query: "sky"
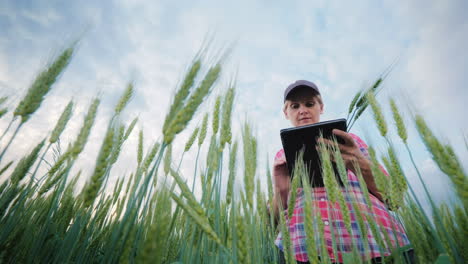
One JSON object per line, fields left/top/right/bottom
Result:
{"left": 0, "top": 0, "right": 467, "bottom": 210}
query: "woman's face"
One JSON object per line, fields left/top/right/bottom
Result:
{"left": 284, "top": 94, "right": 323, "bottom": 127}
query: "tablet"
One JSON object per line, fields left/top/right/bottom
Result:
{"left": 280, "top": 118, "right": 347, "bottom": 187}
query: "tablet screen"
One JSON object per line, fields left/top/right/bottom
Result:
{"left": 280, "top": 118, "right": 347, "bottom": 187}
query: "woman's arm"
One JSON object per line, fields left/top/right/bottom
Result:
{"left": 268, "top": 150, "right": 291, "bottom": 222}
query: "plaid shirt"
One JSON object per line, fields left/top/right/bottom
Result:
{"left": 275, "top": 133, "right": 410, "bottom": 263}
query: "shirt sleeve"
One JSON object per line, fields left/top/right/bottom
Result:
{"left": 274, "top": 149, "right": 285, "bottom": 162}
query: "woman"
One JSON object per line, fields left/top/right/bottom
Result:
{"left": 270, "top": 80, "right": 412, "bottom": 264}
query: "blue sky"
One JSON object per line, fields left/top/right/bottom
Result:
{"left": 0, "top": 0, "right": 467, "bottom": 209}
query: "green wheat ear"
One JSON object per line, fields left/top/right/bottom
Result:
{"left": 163, "top": 63, "right": 221, "bottom": 144}
{"left": 348, "top": 90, "right": 362, "bottom": 115}
{"left": 109, "top": 124, "right": 126, "bottom": 165}
{"left": 347, "top": 77, "right": 386, "bottom": 130}
{"left": 10, "top": 140, "right": 45, "bottom": 184}
{"left": 163, "top": 144, "right": 172, "bottom": 175}
{"left": 242, "top": 123, "right": 257, "bottom": 208}
{"left": 0, "top": 97, "right": 8, "bottom": 119}
{"left": 0, "top": 161, "right": 13, "bottom": 177}
{"left": 184, "top": 126, "right": 199, "bottom": 152}
{"left": 49, "top": 100, "right": 74, "bottom": 144}
{"left": 301, "top": 173, "right": 319, "bottom": 263}
{"left": 124, "top": 117, "right": 138, "bottom": 140}
{"left": 318, "top": 140, "right": 338, "bottom": 204}
{"left": 142, "top": 142, "right": 160, "bottom": 174}
{"left": 368, "top": 146, "right": 389, "bottom": 201}
{"left": 220, "top": 86, "right": 235, "bottom": 150}
{"left": 0, "top": 96, "right": 7, "bottom": 106}
{"left": 212, "top": 95, "right": 221, "bottom": 135}
{"left": 114, "top": 82, "right": 134, "bottom": 115}
{"left": 0, "top": 108, "right": 7, "bottom": 119}
{"left": 198, "top": 113, "right": 209, "bottom": 147}
{"left": 82, "top": 124, "right": 116, "bottom": 208}
{"left": 387, "top": 146, "right": 408, "bottom": 207}
{"left": 163, "top": 58, "right": 202, "bottom": 134}
{"left": 366, "top": 90, "right": 388, "bottom": 137}
{"left": 137, "top": 130, "right": 143, "bottom": 165}
{"left": 71, "top": 98, "right": 100, "bottom": 158}
{"left": 414, "top": 115, "right": 468, "bottom": 211}
{"left": 14, "top": 46, "right": 74, "bottom": 123}
{"left": 278, "top": 196, "right": 294, "bottom": 264}
{"left": 170, "top": 192, "right": 223, "bottom": 247}
{"left": 266, "top": 156, "right": 273, "bottom": 202}
{"left": 226, "top": 141, "right": 238, "bottom": 204}
{"left": 287, "top": 166, "right": 300, "bottom": 219}
{"left": 389, "top": 98, "right": 408, "bottom": 144}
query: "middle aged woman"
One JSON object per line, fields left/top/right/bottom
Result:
{"left": 269, "top": 80, "right": 412, "bottom": 264}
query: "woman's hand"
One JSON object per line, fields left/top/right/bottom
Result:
{"left": 270, "top": 151, "right": 291, "bottom": 218}
{"left": 327, "top": 129, "right": 367, "bottom": 173}
{"left": 319, "top": 129, "right": 384, "bottom": 202}
{"left": 273, "top": 151, "right": 290, "bottom": 195}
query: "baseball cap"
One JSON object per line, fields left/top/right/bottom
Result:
{"left": 284, "top": 80, "right": 320, "bottom": 102}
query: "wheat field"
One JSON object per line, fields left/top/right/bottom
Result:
{"left": 0, "top": 46, "right": 466, "bottom": 264}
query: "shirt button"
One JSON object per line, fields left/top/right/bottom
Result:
{"left": 320, "top": 198, "right": 326, "bottom": 201}
{"left": 324, "top": 220, "right": 329, "bottom": 226}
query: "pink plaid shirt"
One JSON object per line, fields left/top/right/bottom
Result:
{"left": 275, "top": 133, "right": 410, "bottom": 263}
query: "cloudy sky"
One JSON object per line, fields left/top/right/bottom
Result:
{"left": 0, "top": 0, "right": 467, "bottom": 209}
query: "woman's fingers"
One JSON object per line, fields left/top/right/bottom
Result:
{"left": 317, "top": 137, "right": 349, "bottom": 154}
{"left": 317, "top": 137, "right": 337, "bottom": 149}
{"left": 273, "top": 157, "right": 287, "bottom": 167}
{"left": 332, "top": 129, "right": 356, "bottom": 147}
